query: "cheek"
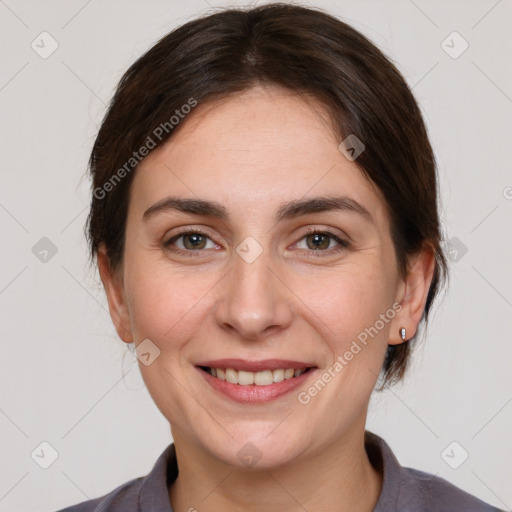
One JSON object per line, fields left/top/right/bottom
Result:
{"left": 124, "top": 258, "right": 217, "bottom": 348}
{"left": 297, "top": 263, "right": 394, "bottom": 340}
{"left": 289, "top": 265, "right": 396, "bottom": 399}
{"left": 123, "top": 261, "right": 218, "bottom": 416}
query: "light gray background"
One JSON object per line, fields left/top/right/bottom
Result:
{"left": 1, "top": 1, "right": 511, "bottom": 511}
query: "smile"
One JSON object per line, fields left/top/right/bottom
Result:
{"left": 196, "top": 359, "right": 317, "bottom": 403}
{"left": 199, "top": 366, "right": 309, "bottom": 386}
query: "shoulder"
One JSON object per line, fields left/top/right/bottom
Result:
{"left": 399, "top": 466, "right": 503, "bottom": 511}
{"left": 55, "top": 443, "right": 177, "bottom": 512}
{"left": 365, "top": 431, "right": 503, "bottom": 512}
{"left": 55, "top": 476, "right": 144, "bottom": 512}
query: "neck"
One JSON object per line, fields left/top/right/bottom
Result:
{"left": 168, "top": 424, "right": 382, "bottom": 512}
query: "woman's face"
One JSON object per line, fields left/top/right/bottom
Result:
{"left": 103, "top": 85, "right": 416, "bottom": 468}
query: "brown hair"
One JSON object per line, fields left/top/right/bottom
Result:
{"left": 85, "top": 3, "right": 447, "bottom": 387}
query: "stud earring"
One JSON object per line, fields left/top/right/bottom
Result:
{"left": 399, "top": 327, "right": 406, "bottom": 341}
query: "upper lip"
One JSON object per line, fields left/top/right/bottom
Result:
{"left": 197, "top": 358, "right": 316, "bottom": 372}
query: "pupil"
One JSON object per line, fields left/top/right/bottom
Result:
{"left": 185, "top": 234, "right": 205, "bottom": 250}
{"left": 308, "top": 233, "right": 328, "bottom": 250}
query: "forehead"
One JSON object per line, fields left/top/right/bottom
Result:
{"left": 130, "top": 85, "right": 387, "bottom": 224}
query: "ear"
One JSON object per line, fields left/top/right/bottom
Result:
{"left": 97, "top": 244, "right": 133, "bottom": 344}
{"left": 389, "top": 245, "right": 436, "bottom": 345}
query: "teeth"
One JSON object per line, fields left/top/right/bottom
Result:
{"left": 254, "top": 370, "right": 273, "bottom": 386}
{"left": 208, "top": 367, "right": 307, "bottom": 386}
{"left": 273, "top": 369, "right": 284, "bottom": 383}
{"left": 238, "top": 370, "right": 254, "bottom": 385}
{"left": 225, "top": 368, "right": 237, "bottom": 384}
{"left": 284, "top": 369, "right": 295, "bottom": 379}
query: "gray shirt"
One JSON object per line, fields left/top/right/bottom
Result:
{"left": 57, "top": 431, "right": 502, "bottom": 511}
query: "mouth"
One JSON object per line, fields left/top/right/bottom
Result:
{"left": 198, "top": 366, "right": 312, "bottom": 385}
{"left": 195, "top": 359, "right": 317, "bottom": 403}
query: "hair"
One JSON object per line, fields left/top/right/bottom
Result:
{"left": 85, "top": 2, "right": 447, "bottom": 388}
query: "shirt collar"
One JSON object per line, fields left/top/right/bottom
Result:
{"left": 139, "top": 443, "right": 177, "bottom": 511}
{"left": 365, "top": 430, "right": 402, "bottom": 511}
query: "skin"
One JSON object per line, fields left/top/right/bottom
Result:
{"left": 98, "top": 84, "right": 435, "bottom": 512}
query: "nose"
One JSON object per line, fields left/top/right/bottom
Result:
{"left": 214, "top": 243, "right": 293, "bottom": 340}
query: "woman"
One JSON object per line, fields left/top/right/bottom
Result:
{"left": 58, "top": 3, "right": 501, "bottom": 511}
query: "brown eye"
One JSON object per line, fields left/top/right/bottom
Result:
{"left": 164, "top": 231, "right": 219, "bottom": 253}
{"left": 305, "top": 233, "right": 331, "bottom": 250}
{"left": 293, "top": 229, "right": 350, "bottom": 257}
{"left": 182, "top": 233, "right": 207, "bottom": 250}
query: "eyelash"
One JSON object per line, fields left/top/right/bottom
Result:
{"left": 163, "top": 227, "right": 350, "bottom": 258}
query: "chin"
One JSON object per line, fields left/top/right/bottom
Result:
{"left": 196, "top": 421, "right": 312, "bottom": 470}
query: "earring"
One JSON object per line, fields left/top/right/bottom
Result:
{"left": 399, "top": 327, "right": 406, "bottom": 341}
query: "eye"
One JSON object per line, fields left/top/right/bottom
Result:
{"left": 164, "top": 230, "right": 220, "bottom": 254}
{"left": 294, "top": 228, "right": 350, "bottom": 255}
{"left": 162, "top": 227, "right": 350, "bottom": 258}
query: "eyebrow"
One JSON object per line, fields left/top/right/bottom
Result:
{"left": 142, "top": 195, "right": 373, "bottom": 224}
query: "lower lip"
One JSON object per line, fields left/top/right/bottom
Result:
{"left": 197, "top": 367, "right": 315, "bottom": 403}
